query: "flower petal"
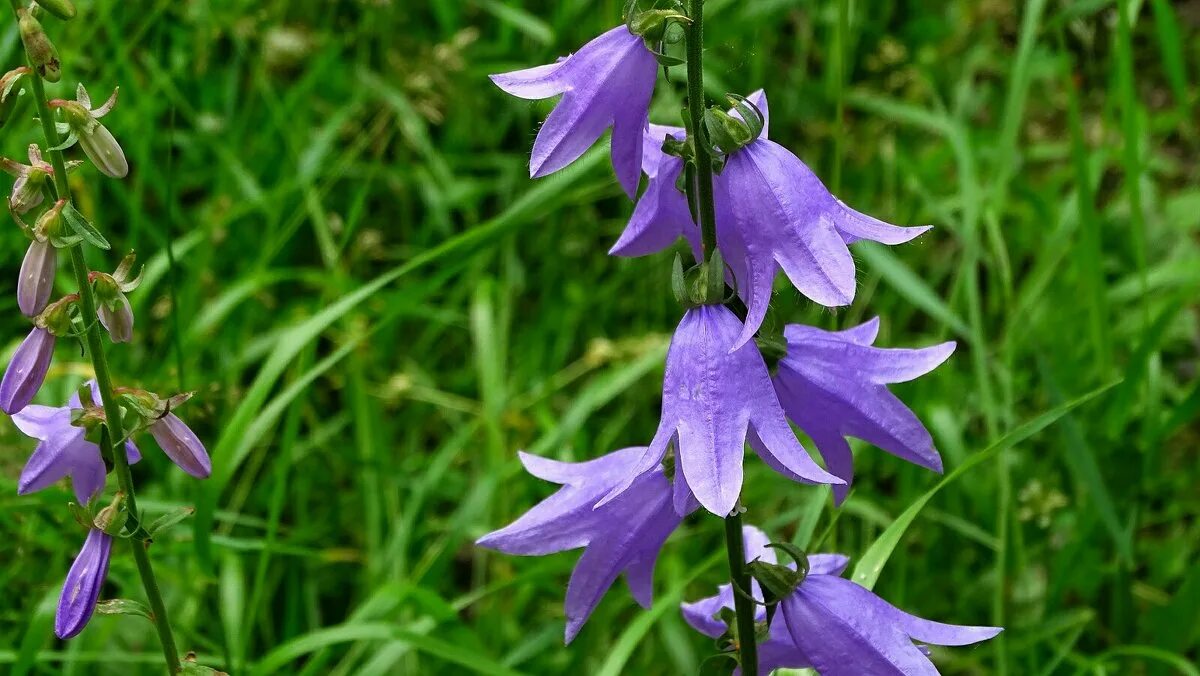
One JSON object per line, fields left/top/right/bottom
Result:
{"left": 834, "top": 199, "right": 932, "bottom": 245}
{"left": 55, "top": 529, "right": 112, "bottom": 639}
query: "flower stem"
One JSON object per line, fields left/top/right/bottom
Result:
{"left": 685, "top": 0, "right": 718, "bottom": 262}
{"left": 17, "top": 18, "right": 182, "bottom": 675}
{"left": 723, "top": 506, "right": 759, "bottom": 674}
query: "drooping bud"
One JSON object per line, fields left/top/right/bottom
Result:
{"left": 37, "top": 0, "right": 78, "bottom": 21}
{"left": 55, "top": 528, "right": 113, "bottom": 639}
{"left": 18, "top": 238, "right": 57, "bottom": 316}
{"left": 8, "top": 165, "right": 49, "bottom": 214}
{"left": 56, "top": 88, "right": 128, "bottom": 179}
{"left": 0, "top": 326, "right": 56, "bottom": 414}
{"left": 93, "top": 492, "right": 127, "bottom": 535}
{"left": 0, "top": 67, "right": 30, "bottom": 128}
{"left": 91, "top": 272, "right": 133, "bottom": 342}
{"left": 150, "top": 413, "right": 212, "bottom": 478}
{"left": 18, "top": 10, "right": 62, "bottom": 83}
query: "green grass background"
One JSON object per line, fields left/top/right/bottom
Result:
{"left": 1, "top": 0, "right": 1197, "bottom": 673}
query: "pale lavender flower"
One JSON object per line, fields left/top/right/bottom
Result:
{"left": 773, "top": 317, "right": 955, "bottom": 504}
{"left": 55, "top": 528, "right": 112, "bottom": 639}
{"left": 683, "top": 525, "right": 999, "bottom": 675}
{"left": 612, "top": 90, "right": 931, "bottom": 347}
{"left": 18, "top": 239, "right": 56, "bottom": 317}
{"left": 0, "top": 327, "right": 55, "bottom": 414}
{"left": 491, "top": 25, "right": 657, "bottom": 198}
{"left": 2, "top": 144, "right": 53, "bottom": 214}
{"left": 11, "top": 383, "right": 141, "bottom": 503}
{"left": 600, "top": 305, "right": 842, "bottom": 517}
{"left": 51, "top": 85, "right": 127, "bottom": 179}
{"left": 150, "top": 412, "right": 211, "bottom": 478}
{"left": 96, "top": 292, "right": 133, "bottom": 343}
{"left": 476, "top": 447, "right": 690, "bottom": 643}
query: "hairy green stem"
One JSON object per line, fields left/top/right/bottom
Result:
{"left": 723, "top": 507, "right": 759, "bottom": 674}
{"left": 686, "top": 0, "right": 718, "bottom": 261}
{"left": 18, "top": 19, "right": 182, "bottom": 674}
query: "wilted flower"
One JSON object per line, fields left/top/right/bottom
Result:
{"left": 150, "top": 412, "right": 211, "bottom": 478}
{"left": 600, "top": 305, "right": 842, "bottom": 517}
{"left": 11, "top": 382, "right": 141, "bottom": 503}
{"left": 0, "top": 327, "right": 55, "bottom": 414}
{"left": 612, "top": 90, "right": 931, "bottom": 347}
{"left": 18, "top": 238, "right": 57, "bottom": 317}
{"left": 773, "top": 318, "right": 955, "bottom": 504}
{"left": 491, "top": 25, "right": 657, "bottom": 198}
{"left": 477, "top": 447, "right": 689, "bottom": 642}
{"left": 50, "top": 85, "right": 127, "bottom": 179}
{"left": 684, "top": 525, "right": 1000, "bottom": 675}
{"left": 55, "top": 528, "right": 111, "bottom": 639}
{"left": 2, "top": 143, "right": 53, "bottom": 214}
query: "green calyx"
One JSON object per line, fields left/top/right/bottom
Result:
{"left": 671, "top": 248, "right": 730, "bottom": 309}
{"left": 702, "top": 94, "right": 766, "bottom": 155}
{"left": 746, "top": 542, "right": 812, "bottom": 603}
{"left": 17, "top": 10, "right": 61, "bottom": 83}
{"left": 624, "top": 0, "right": 690, "bottom": 67}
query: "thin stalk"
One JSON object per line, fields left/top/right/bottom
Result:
{"left": 723, "top": 508, "right": 759, "bottom": 675}
{"left": 18, "top": 22, "right": 182, "bottom": 675}
{"left": 686, "top": 0, "right": 718, "bottom": 261}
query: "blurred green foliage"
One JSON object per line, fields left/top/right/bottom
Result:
{"left": 0, "top": 0, "right": 1197, "bottom": 673}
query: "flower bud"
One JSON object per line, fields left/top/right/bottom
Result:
{"left": 18, "top": 239, "right": 57, "bottom": 317}
{"left": 150, "top": 412, "right": 211, "bottom": 478}
{"left": 61, "top": 100, "right": 128, "bottom": 179}
{"left": 9, "top": 165, "right": 48, "bottom": 214}
{"left": 18, "top": 10, "right": 61, "bottom": 83}
{"left": 92, "top": 273, "right": 133, "bottom": 342}
{"left": 56, "top": 528, "right": 112, "bottom": 639}
{"left": 0, "top": 326, "right": 55, "bottom": 414}
{"left": 37, "top": 0, "right": 78, "bottom": 21}
{"left": 0, "top": 67, "right": 29, "bottom": 128}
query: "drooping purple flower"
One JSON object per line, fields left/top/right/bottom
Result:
{"left": 773, "top": 317, "right": 955, "bottom": 504}
{"left": 150, "top": 412, "right": 211, "bottom": 478}
{"left": 600, "top": 305, "right": 842, "bottom": 517}
{"left": 0, "top": 326, "right": 55, "bottom": 414}
{"left": 55, "top": 527, "right": 112, "bottom": 639}
{"left": 683, "top": 525, "right": 999, "bottom": 675}
{"left": 18, "top": 239, "right": 57, "bottom": 317}
{"left": 612, "top": 90, "right": 931, "bottom": 347}
{"left": 477, "top": 447, "right": 690, "bottom": 643}
{"left": 491, "top": 25, "right": 657, "bottom": 198}
{"left": 11, "top": 382, "right": 141, "bottom": 503}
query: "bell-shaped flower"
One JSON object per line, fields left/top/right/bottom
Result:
{"left": 773, "top": 318, "right": 955, "bottom": 504}
{"left": 90, "top": 253, "right": 141, "bottom": 343}
{"left": 56, "top": 528, "right": 112, "bottom": 639}
{"left": 0, "top": 326, "right": 55, "bottom": 414}
{"left": 683, "top": 525, "right": 999, "bottom": 675}
{"left": 50, "top": 85, "right": 128, "bottom": 179}
{"left": 491, "top": 25, "right": 657, "bottom": 198}
{"left": 18, "top": 238, "right": 57, "bottom": 317}
{"left": 613, "top": 90, "right": 931, "bottom": 347}
{"left": 150, "top": 412, "right": 211, "bottom": 478}
{"left": 477, "top": 447, "right": 690, "bottom": 643}
{"left": 2, "top": 143, "right": 53, "bottom": 214}
{"left": 600, "top": 305, "right": 842, "bottom": 517}
{"left": 11, "top": 382, "right": 141, "bottom": 503}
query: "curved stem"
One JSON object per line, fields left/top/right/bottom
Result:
{"left": 723, "top": 507, "right": 759, "bottom": 674}
{"left": 686, "top": 0, "right": 718, "bottom": 261}
{"left": 19, "top": 27, "right": 182, "bottom": 676}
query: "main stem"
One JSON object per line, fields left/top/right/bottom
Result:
{"left": 723, "top": 508, "right": 759, "bottom": 674}
{"left": 22, "top": 47, "right": 182, "bottom": 676}
{"left": 686, "top": 0, "right": 718, "bottom": 262}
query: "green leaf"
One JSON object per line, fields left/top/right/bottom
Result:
{"left": 851, "top": 380, "right": 1119, "bottom": 590}
{"left": 60, "top": 202, "right": 110, "bottom": 250}
{"left": 94, "top": 599, "right": 153, "bottom": 622}
{"left": 147, "top": 506, "right": 195, "bottom": 538}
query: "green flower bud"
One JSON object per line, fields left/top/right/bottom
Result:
{"left": 18, "top": 10, "right": 62, "bottom": 83}
{"left": 37, "top": 0, "right": 78, "bottom": 21}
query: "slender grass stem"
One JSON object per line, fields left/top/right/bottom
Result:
{"left": 723, "top": 507, "right": 758, "bottom": 674}
{"left": 686, "top": 0, "right": 718, "bottom": 262}
{"left": 16, "top": 11, "right": 182, "bottom": 673}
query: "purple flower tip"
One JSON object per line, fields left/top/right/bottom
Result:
{"left": 150, "top": 412, "right": 211, "bottom": 478}
{"left": 0, "top": 326, "right": 55, "bottom": 414}
{"left": 55, "top": 528, "right": 112, "bottom": 639}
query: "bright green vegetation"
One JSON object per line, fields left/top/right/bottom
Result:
{"left": 1, "top": 1, "right": 1197, "bottom": 673}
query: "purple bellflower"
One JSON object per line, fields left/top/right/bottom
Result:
{"left": 0, "top": 326, "right": 55, "bottom": 414}
{"left": 684, "top": 526, "right": 1000, "bottom": 675}
{"left": 150, "top": 412, "right": 212, "bottom": 478}
{"left": 55, "top": 527, "right": 112, "bottom": 639}
{"left": 612, "top": 90, "right": 931, "bottom": 347}
{"left": 600, "top": 305, "right": 842, "bottom": 517}
{"left": 773, "top": 317, "right": 955, "bottom": 504}
{"left": 490, "top": 25, "right": 657, "bottom": 198}
{"left": 476, "top": 447, "right": 690, "bottom": 643}
{"left": 11, "top": 383, "right": 141, "bottom": 503}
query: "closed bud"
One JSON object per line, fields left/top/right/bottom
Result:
{"left": 0, "top": 67, "right": 30, "bottom": 128}
{"left": 36, "top": 0, "right": 78, "bottom": 21}
{"left": 150, "top": 413, "right": 212, "bottom": 479}
{"left": 18, "top": 239, "right": 57, "bottom": 317}
{"left": 91, "top": 273, "right": 133, "bottom": 342}
{"left": 18, "top": 10, "right": 61, "bottom": 83}
{"left": 0, "top": 326, "right": 55, "bottom": 414}
{"left": 93, "top": 492, "right": 127, "bottom": 534}
{"left": 9, "top": 165, "right": 48, "bottom": 214}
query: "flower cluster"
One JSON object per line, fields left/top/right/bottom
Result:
{"left": 2, "top": 0, "right": 210, "bottom": 652}
{"left": 480, "top": 4, "right": 997, "bottom": 674}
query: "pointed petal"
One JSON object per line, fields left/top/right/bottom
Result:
{"left": 11, "top": 404, "right": 70, "bottom": 440}
{"left": 490, "top": 60, "right": 571, "bottom": 99}
{"left": 18, "top": 439, "right": 74, "bottom": 495}
{"left": 784, "top": 316, "right": 880, "bottom": 346}
{"left": 802, "top": 339, "right": 957, "bottom": 385}
{"left": 90, "top": 87, "right": 119, "bottom": 118}
{"left": 610, "top": 157, "right": 689, "bottom": 256}
{"left": 750, "top": 413, "right": 843, "bottom": 487}
{"left": 742, "top": 525, "right": 776, "bottom": 564}
{"left": 681, "top": 585, "right": 735, "bottom": 638}
{"left": 518, "top": 447, "right": 643, "bottom": 486}
{"left": 807, "top": 554, "right": 851, "bottom": 577}
{"left": 808, "top": 425, "right": 855, "bottom": 505}
{"left": 595, "top": 423, "right": 673, "bottom": 509}
{"left": 530, "top": 94, "right": 612, "bottom": 179}
{"left": 609, "top": 81, "right": 653, "bottom": 199}
{"left": 889, "top": 606, "right": 1004, "bottom": 647}
{"left": 835, "top": 199, "right": 932, "bottom": 245}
